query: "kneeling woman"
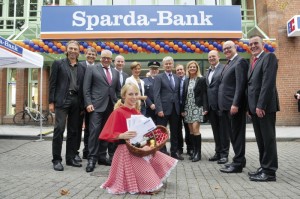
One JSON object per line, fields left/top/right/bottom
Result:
{"left": 99, "top": 83, "right": 177, "bottom": 195}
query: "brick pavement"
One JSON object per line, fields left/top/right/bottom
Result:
{"left": 0, "top": 140, "right": 300, "bottom": 199}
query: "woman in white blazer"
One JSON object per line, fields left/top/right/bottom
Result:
{"left": 125, "top": 61, "right": 147, "bottom": 115}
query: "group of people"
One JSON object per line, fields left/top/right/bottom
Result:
{"left": 48, "top": 34, "right": 280, "bottom": 195}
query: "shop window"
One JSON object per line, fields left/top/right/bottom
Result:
{"left": 91, "top": 0, "right": 107, "bottom": 5}
{"left": 158, "top": 0, "right": 174, "bottom": 5}
{"left": 9, "top": 0, "right": 24, "bottom": 17}
{"left": 28, "top": 69, "right": 39, "bottom": 109}
{"left": 7, "top": 69, "right": 17, "bottom": 115}
{"left": 112, "top": 0, "right": 129, "bottom": 5}
{"left": 44, "top": 0, "right": 60, "bottom": 5}
{"left": 177, "top": 0, "right": 195, "bottom": 5}
{"left": 29, "top": 0, "right": 38, "bottom": 17}
{"left": 0, "top": 0, "right": 3, "bottom": 17}
{"left": 135, "top": 0, "right": 152, "bottom": 5}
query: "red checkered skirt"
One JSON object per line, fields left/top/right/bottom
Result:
{"left": 100, "top": 144, "right": 178, "bottom": 194}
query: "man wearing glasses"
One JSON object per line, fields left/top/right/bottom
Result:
{"left": 218, "top": 41, "right": 248, "bottom": 173}
{"left": 83, "top": 49, "right": 121, "bottom": 172}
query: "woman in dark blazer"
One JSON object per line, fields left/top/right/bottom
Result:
{"left": 181, "top": 61, "right": 208, "bottom": 162}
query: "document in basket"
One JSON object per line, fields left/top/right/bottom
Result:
{"left": 126, "top": 115, "right": 156, "bottom": 144}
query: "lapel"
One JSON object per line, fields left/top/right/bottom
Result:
{"left": 97, "top": 64, "right": 110, "bottom": 85}
{"left": 248, "top": 52, "right": 265, "bottom": 79}
{"left": 62, "top": 58, "right": 71, "bottom": 81}
{"left": 163, "top": 73, "right": 174, "bottom": 91}
{"left": 221, "top": 56, "right": 238, "bottom": 80}
{"left": 210, "top": 64, "right": 222, "bottom": 85}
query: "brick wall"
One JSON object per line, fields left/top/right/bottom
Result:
{"left": 254, "top": 0, "right": 300, "bottom": 125}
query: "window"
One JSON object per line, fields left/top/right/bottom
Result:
{"left": 28, "top": 69, "right": 39, "bottom": 109}
{"left": 29, "top": 0, "right": 38, "bottom": 17}
{"left": 7, "top": 69, "right": 17, "bottom": 115}
{"left": 9, "top": 0, "right": 24, "bottom": 17}
{"left": 0, "top": 0, "right": 3, "bottom": 17}
{"left": 112, "top": 0, "right": 130, "bottom": 5}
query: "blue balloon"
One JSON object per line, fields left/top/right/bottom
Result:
{"left": 101, "top": 43, "right": 106, "bottom": 48}
{"left": 142, "top": 42, "right": 148, "bottom": 48}
{"left": 196, "top": 42, "right": 201, "bottom": 48}
{"left": 24, "top": 39, "right": 30, "bottom": 45}
{"left": 57, "top": 49, "right": 62, "bottom": 54}
{"left": 105, "top": 46, "right": 110, "bottom": 50}
{"left": 111, "top": 49, "right": 115, "bottom": 54}
{"left": 146, "top": 45, "right": 152, "bottom": 51}
{"left": 169, "top": 47, "right": 174, "bottom": 52}
{"left": 269, "top": 47, "right": 275, "bottom": 52}
{"left": 173, "top": 40, "right": 178, "bottom": 44}
{"left": 48, "top": 42, "right": 53, "bottom": 48}
{"left": 155, "top": 40, "right": 160, "bottom": 44}
{"left": 200, "top": 45, "right": 205, "bottom": 51}
{"left": 178, "top": 42, "right": 183, "bottom": 47}
{"left": 123, "top": 45, "right": 129, "bottom": 51}
{"left": 186, "top": 48, "right": 192, "bottom": 52}
{"left": 29, "top": 41, "right": 34, "bottom": 47}
{"left": 119, "top": 42, "right": 124, "bottom": 48}
{"left": 213, "top": 42, "right": 218, "bottom": 47}
{"left": 43, "top": 40, "right": 49, "bottom": 45}
{"left": 39, "top": 48, "right": 44, "bottom": 52}
{"left": 191, "top": 40, "right": 196, "bottom": 44}
{"left": 52, "top": 46, "right": 58, "bottom": 51}
{"left": 164, "top": 45, "right": 169, "bottom": 50}
{"left": 182, "top": 44, "right": 187, "bottom": 51}
{"left": 114, "top": 41, "right": 119, "bottom": 45}
{"left": 128, "top": 48, "right": 133, "bottom": 52}
{"left": 204, "top": 48, "right": 209, "bottom": 53}
{"left": 96, "top": 42, "right": 102, "bottom": 46}
{"left": 137, "top": 41, "right": 142, "bottom": 46}
{"left": 83, "top": 42, "right": 88, "bottom": 48}
{"left": 151, "top": 48, "right": 156, "bottom": 53}
{"left": 33, "top": 45, "right": 39, "bottom": 50}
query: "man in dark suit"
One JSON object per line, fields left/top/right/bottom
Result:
{"left": 143, "top": 61, "right": 160, "bottom": 124}
{"left": 153, "top": 56, "right": 183, "bottom": 160}
{"left": 83, "top": 49, "right": 121, "bottom": 172}
{"left": 206, "top": 50, "right": 230, "bottom": 164}
{"left": 114, "top": 55, "right": 129, "bottom": 87}
{"left": 49, "top": 40, "right": 86, "bottom": 171}
{"left": 76, "top": 47, "right": 97, "bottom": 161}
{"left": 175, "top": 64, "right": 192, "bottom": 156}
{"left": 247, "top": 35, "right": 279, "bottom": 182}
{"left": 218, "top": 40, "right": 248, "bottom": 173}
{"left": 294, "top": 90, "right": 300, "bottom": 112}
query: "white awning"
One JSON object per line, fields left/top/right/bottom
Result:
{"left": 0, "top": 36, "right": 43, "bottom": 68}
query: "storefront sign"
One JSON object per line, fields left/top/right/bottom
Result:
{"left": 40, "top": 5, "right": 242, "bottom": 39}
{"left": 0, "top": 36, "right": 23, "bottom": 56}
{"left": 287, "top": 15, "right": 300, "bottom": 37}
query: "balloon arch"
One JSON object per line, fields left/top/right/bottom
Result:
{"left": 12, "top": 39, "right": 277, "bottom": 55}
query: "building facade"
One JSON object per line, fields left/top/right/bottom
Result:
{"left": 0, "top": 0, "right": 299, "bottom": 125}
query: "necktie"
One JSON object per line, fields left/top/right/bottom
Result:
{"left": 169, "top": 73, "right": 175, "bottom": 90}
{"left": 251, "top": 57, "right": 258, "bottom": 71}
{"left": 222, "top": 60, "right": 231, "bottom": 76}
{"left": 104, "top": 67, "right": 112, "bottom": 85}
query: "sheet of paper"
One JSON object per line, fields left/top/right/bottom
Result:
{"left": 127, "top": 116, "right": 156, "bottom": 144}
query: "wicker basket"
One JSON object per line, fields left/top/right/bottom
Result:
{"left": 126, "top": 125, "right": 169, "bottom": 157}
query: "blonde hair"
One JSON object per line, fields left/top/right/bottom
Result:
{"left": 185, "top": 61, "right": 202, "bottom": 77}
{"left": 114, "top": 83, "right": 141, "bottom": 111}
{"left": 130, "top": 61, "right": 141, "bottom": 70}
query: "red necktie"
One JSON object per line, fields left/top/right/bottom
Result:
{"left": 104, "top": 67, "right": 112, "bottom": 85}
{"left": 251, "top": 57, "right": 258, "bottom": 71}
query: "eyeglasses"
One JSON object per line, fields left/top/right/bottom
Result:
{"left": 249, "top": 42, "right": 259, "bottom": 46}
{"left": 223, "top": 46, "right": 233, "bottom": 51}
{"left": 101, "top": 57, "right": 112, "bottom": 60}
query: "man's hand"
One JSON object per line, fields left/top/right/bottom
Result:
{"left": 49, "top": 103, "right": 55, "bottom": 113}
{"left": 256, "top": 108, "right": 265, "bottom": 118}
{"left": 118, "top": 131, "right": 137, "bottom": 139}
{"left": 158, "top": 111, "right": 164, "bottom": 117}
{"left": 230, "top": 105, "right": 239, "bottom": 115}
{"left": 150, "top": 104, "right": 156, "bottom": 110}
{"left": 86, "top": 105, "right": 94, "bottom": 113}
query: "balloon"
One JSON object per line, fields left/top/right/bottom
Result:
{"left": 29, "top": 41, "right": 34, "bottom": 47}
{"left": 33, "top": 45, "right": 39, "bottom": 50}
{"left": 164, "top": 45, "right": 169, "bottom": 50}
{"left": 48, "top": 42, "right": 53, "bottom": 48}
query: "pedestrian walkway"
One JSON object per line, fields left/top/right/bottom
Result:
{"left": 0, "top": 124, "right": 299, "bottom": 141}
{"left": 0, "top": 138, "right": 300, "bottom": 198}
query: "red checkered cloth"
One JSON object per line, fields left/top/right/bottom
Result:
{"left": 100, "top": 144, "right": 178, "bottom": 194}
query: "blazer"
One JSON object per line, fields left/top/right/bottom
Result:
{"left": 114, "top": 68, "right": 129, "bottom": 87}
{"left": 143, "top": 76, "right": 155, "bottom": 107}
{"left": 181, "top": 77, "right": 208, "bottom": 112}
{"left": 153, "top": 72, "right": 180, "bottom": 115}
{"left": 205, "top": 63, "right": 224, "bottom": 111}
{"left": 125, "top": 75, "right": 145, "bottom": 96}
{"left": 247, "top": 52, "right": 280, "bottom": 114}
{"left": 218, "top": 55, "right": 249, "bottom": 111}
{"left": 83, "top": 64, "right": 121, "bottom": 112}
{"left": 49, "top": 58, "right": 86, "bottom": 110}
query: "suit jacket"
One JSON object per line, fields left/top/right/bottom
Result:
{"left": 296, "top": 90, "right": 300, "bottom": 112}
{"left": 218, "top": 55, "right": 249, "bottom": 111}
{"left": 49, "top": 58, "right": 86, "bottom": 110}
{"left": 247, "top": 52, "right": 280, "bottom": 114}
{"left": 83, "top": 64, "right": 121, "bottom": 112}
{"left": 181, "top": 77, "right": 208, "bottom": 112}
{"left": 143, "top": 76, "right": 155, "bottom": 107}
{"left": 125, "top": 75, "right": 145, "bottom": 96}
{"left": 205, "top": 63, "right": 224, "bottom": 111}
{"left": 114, "top": 68, "right": 129, "bottom": 87}
{"left": 153, "top": 72, "right": 180, "bottom": 115}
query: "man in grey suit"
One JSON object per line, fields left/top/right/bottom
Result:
{"left": 247, "top": 35, "right": 279, "bottom": 182}
{"left": 83, "top": 49, "right": 121, "bottom": 172}
{"left": 218, "top": 41, "right": 248, "bottom": 173}
{"left": 153, "top": 56, "right": 183, "bottom": 160}
{"left": 114, "top": 55, "right": 129, "bottom": 87}
{"left": 206, "top": 50, "right": 230, "bottom": 164}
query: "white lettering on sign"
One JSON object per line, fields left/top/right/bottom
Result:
{"left": 72, "top": 10, "right": 213, "bottom": 30}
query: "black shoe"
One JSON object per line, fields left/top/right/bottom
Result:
{"left": 220, "top": 165, "right": 243, "bottom": 173}
{"left": 86, "top": 160, "right": 95, "bottom": 173}
{"left": 82, "top": 153, "right": 88, "bottom": 159}
{"left": 171, "top": 152, "right": 184, "bottom": 160}
{"left": 209, "top": 154, "right": 220, "bottom": 161}
{"left": 53, "top": 161, "right": 64, "bottom": 171}
{"left": 187, "top": 149, "right": 193, "bottom": 156}
{"left": 217, "top": 157, "right": 228, "bottom": 164}
{"left": 249, "top": 172, "right": 276, "bottom": 182}
{"left": 248, "top": 167, "right": 263, "bottom": 177}
{"left": 66, "top": 159, "right": 82, "bottom": 167}
{"left": 98, "top": 158, "right": 111, "bottom": 166}
{"left": 74, "top": 154, "right": 82, "bottom": 162}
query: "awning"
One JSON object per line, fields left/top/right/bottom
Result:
{"left": 0, "top": 36, "right": 43, "bottom": 68}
